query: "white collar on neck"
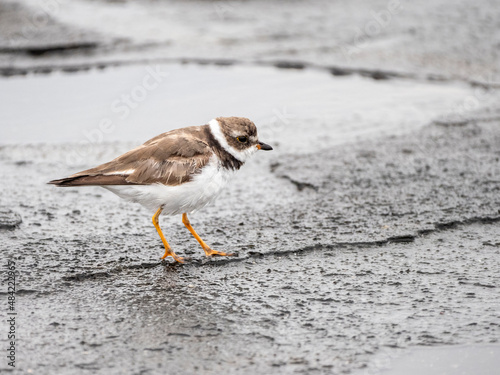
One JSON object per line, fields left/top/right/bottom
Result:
{"left": 208, "top": 119, "right": 257, "bottom": 163}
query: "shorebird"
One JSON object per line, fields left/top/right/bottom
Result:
{"left": 49, "top": 117, "right": 272, "bottom": 263}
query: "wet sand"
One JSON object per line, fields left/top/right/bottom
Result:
{"left": 1, "top": 0, "right": 500, "bottom": 374}
{"left": 2, "top": 115, "right": 500, "bottom": 374}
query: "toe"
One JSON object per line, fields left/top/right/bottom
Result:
{"left": 161, "top": 251, "right": 185, "bottom": 263}
{"left": 204, "top": 247, "right": 234, "bottom": 257}
{"left": 174, "top": 255, "right": 185, "bottom": 264}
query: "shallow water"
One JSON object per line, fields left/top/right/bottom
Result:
{"left": 362, "top": 344, "right": 500, "bottom": 375}
{"left": 1, "top": 64, "right": 473, "bottom": 153}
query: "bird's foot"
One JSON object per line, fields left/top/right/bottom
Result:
{"left": 161, "top": 248, "right": 185, "bottom": 263}
{"left": 203, "top": 247, "right": 234, "bottom": 257}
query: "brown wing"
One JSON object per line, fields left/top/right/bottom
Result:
{"left": 49, "top": 126, "right": 213, "bottom": 187}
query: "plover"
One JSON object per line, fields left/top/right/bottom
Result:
{"left": 49, "top": 117, "right": 272, "bottom": 263}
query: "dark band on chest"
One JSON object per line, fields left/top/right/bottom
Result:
{"left": 204, "top": 126, "right": 243, "bottom": 170}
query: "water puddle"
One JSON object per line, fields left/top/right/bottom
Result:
{"left": 360, "top": 344, "right": 500, "bottom": 375}
{"left": 1, "top": 64, "right": 474, "bottom": 153}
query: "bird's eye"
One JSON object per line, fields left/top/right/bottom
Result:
{"left": 237, "top": 136, "right": 248, "bottom": 143}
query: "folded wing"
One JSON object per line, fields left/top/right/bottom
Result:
{"left": 49, "top": 127, "right": 213, "bottom": 187}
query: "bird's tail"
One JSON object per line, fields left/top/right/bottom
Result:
{"left": 48, "top": 174, "right": 130, "bottom": 186}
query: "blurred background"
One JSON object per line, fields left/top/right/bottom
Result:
{"left": 1, "top": 0, "right": 499, "bottom": 148}
{"left": 1, "top": 1, "right": 500, "bottom": 375}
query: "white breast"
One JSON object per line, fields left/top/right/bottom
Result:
{"left": 103, "top": 156, "right": 235, "bottom": 215}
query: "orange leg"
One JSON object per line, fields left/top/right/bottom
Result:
{"left": 182, "top": 213, "right": 233, "bottom": 257}
{"left": 152, "top": 207, "right": 184, "bottom": 263}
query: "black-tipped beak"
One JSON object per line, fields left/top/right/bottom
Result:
{"left": 257, "top": 142, "right": 273, "bottom": 151}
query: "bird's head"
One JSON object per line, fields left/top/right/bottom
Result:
{"left": 209, "top": 116, "right": 273, "bottom": 162}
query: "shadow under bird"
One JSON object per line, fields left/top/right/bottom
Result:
{"left": 49, "top": 116, "right": 273, "bottom": 263}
